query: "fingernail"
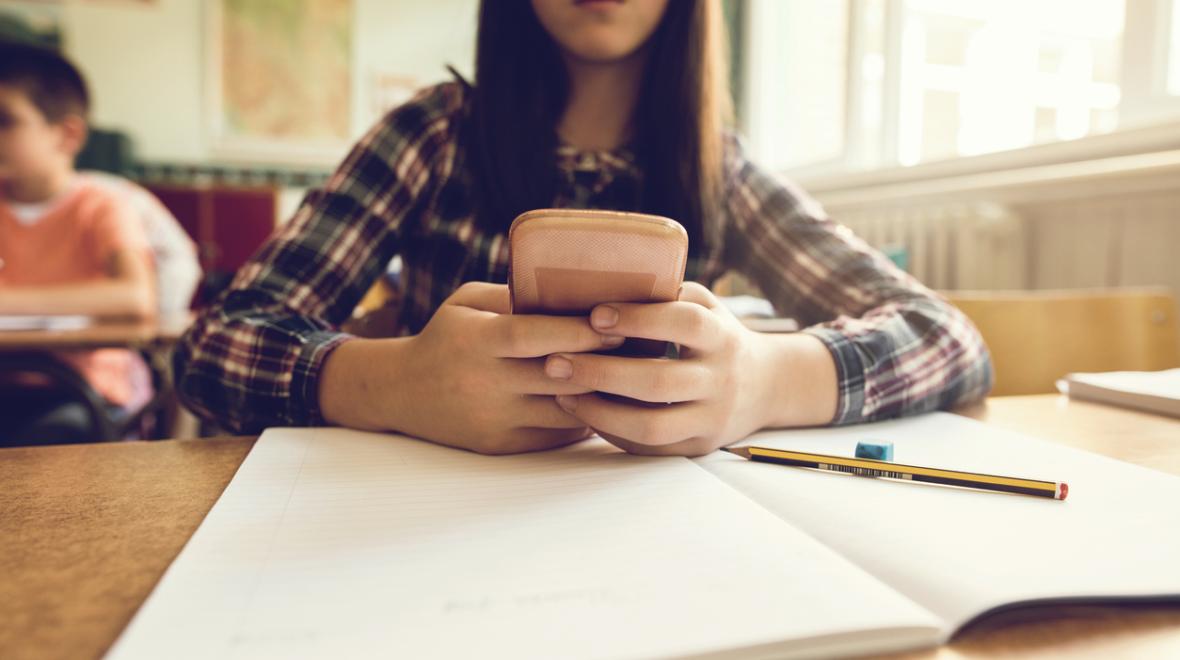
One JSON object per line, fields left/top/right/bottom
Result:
{"left": 601, "top": 334, "right": 625, "bottom": 347}
{"left": 546, "top": 355, "right": 573, "bottom": 379}
{"left": 556, "top": 394, "right": 577, "bottom": 412}
{"left": 592, "top": 305, "right": 619, "bottom": 329}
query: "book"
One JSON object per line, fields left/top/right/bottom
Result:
{"left": 107, "top": 413, "right": 1180, "bottom": 660}
{"left": 1059, "top": 368, "right": 1180, "bottom": 418}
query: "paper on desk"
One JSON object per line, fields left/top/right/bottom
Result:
{"left": 107, "top": 428, "right": 940, "bottom": 660}
{"left": 1058, "top": 369, "right": 1180, "bottom": 418}
{"left": 697, "top": 412, "right": 1180, "bottom": 634}
{"left": 0, "top": 315, "right": 92, "bottom": 331}
{"left": 1061, "top": 368, "right": 1180, "bottom": 398}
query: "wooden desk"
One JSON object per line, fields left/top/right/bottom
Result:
{"left": 0, "top": 314, "right": 191, "bottom": 352}
{"left": 2, "top": 395, "right": 1178, "bottom": 660}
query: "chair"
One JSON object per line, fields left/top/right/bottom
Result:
{"left": 945, "top": 288, "right": 1180, "bottom": 396}
{"left": 0, "top": 354, "right": 120, "bottom": 443}
{"left": 343, "top": 260, "right": 403, "bottom": 338}
{"left": 0, "top": 347, "right": 172, "bottom": 445}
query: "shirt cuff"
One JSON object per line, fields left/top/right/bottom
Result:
{"left": 289, "top": 330, "right": 355, "bottom": 426}
{"left": 802, "top": 327, "right": 867, "bottom": 426}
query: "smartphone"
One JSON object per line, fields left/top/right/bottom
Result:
{"left": 508, "top": 208, "right": 689, "bottom": 357}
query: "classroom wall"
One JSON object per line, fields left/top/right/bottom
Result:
{"left": 57, "top": 0, "right": 477, "bottom": 165}
{"left": 64, "top": 0, "right": 205, "bottom": 163}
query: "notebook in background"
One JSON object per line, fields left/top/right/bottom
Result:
{"left": 1058, "top": 368, "right": 1180, "bottom": 418}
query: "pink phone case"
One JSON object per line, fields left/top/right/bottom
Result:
{"left": 508, "top": 209, "right": 688, "bottom": 315}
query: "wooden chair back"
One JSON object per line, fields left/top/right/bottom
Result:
{"left": 946, "top": 288, "right": 1180, "bottom": 396}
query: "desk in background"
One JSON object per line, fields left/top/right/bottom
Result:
{"left": 1, "top": 395, "right": 1178, "bottom": 660}
{"left": 0, "top": 314, "right": 191, "bottom": 353}
{"left": 0, "top": 314, "right": 194, "bottom": 441}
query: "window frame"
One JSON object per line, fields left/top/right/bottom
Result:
{"left": 738, "top": 0, "right": 1180, "bottom": 187}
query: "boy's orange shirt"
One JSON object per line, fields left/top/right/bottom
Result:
{"left": 0, "top": 177, "right": 153, "bottom": 408}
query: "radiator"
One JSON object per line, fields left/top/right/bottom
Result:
{"left": 832, "top": 202, "right": 1028, "bottom": 290}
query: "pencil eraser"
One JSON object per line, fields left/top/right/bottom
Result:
{"left": 854, "top": 441, "right": 894, "bottom": 461}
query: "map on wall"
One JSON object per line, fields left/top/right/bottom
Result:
{"left": 211, "top": 0, "right": 353, "bottom": 163}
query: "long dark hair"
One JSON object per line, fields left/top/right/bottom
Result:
{"left": 469, "top": 0, "right": 731, "bottom": 256}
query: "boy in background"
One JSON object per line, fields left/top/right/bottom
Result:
{"left": 0, "top": 43, "right": 155, "bottom": 445}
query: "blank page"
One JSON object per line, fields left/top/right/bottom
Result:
{"left": 697, "top": 413, "right": 1180, "bottom": 634}
{"left": 107, "top": 428, "right": 940, "bottom": 660}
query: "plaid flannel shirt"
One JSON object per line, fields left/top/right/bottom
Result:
{"left": 174, "top": 82, "right": 992, "bottom": 433}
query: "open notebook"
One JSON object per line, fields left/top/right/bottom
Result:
{"left": 107, "top": 413, "right": 1180, "bottom": 660}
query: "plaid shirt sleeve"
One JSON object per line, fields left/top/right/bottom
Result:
{"left": 173, "top": 84, "right": 463, "bottom": 433}
{"left": 723, "top": 144, "right": 993, "bottom": 425}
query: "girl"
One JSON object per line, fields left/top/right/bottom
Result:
{"left": 174, "top": 0, "right": 991, "bottom": 456}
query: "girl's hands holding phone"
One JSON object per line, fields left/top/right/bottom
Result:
{"left": 542, "top": 282, "right": 837, "bottom": 456}
{"left": 323, "top": 280, "right": 836, "bottom": 457}
{"left": 401, "top": 282, "right": 641, "bottom": 453}
{"left": 320, "top": 282, "right": 623, "bottom": 455}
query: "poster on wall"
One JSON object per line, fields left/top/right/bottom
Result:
{"left": 206, "top": 0, "right": 353, "bottom": 165}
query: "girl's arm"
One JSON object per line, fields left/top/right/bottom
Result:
{"left": 722, "top": 142, "right": 993, "bottom": 424}
{"left": 177, "top": 83, "right": 613, "bottom": 452}
{"left": 542, "top": 148, "right": 990, "bottom": 455}
{"left": 173, "top": 85, "right": 463, "bottom": 433}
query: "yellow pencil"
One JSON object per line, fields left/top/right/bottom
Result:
{"left": 721, "top": 445, "right": 1068, "bottom": 500}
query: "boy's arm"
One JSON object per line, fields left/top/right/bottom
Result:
{"left": 0, "top": 247, "right": 155, "bottom": 319}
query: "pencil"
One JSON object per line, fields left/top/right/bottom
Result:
{"left": 721, "top": 445, "right": 1068, "bottom": 500}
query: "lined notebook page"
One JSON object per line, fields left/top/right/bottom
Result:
{"left": 697, "top": 413, "right": 1180, "bottom": 634}
{"left": 108, "top": 428, "right": 939, "bottom": 660}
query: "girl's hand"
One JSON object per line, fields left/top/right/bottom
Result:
{"left": 543, "top": 282, "right": 788, "bottom": 457}
{"left": 399, "top": 282, "right": 633, "bottom": 454}
{"left": 322, "top": 282, "right": 623, "bottom": 455}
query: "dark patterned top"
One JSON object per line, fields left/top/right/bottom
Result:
{"left": 173, "top": 82, "right": 992, "bottom": 433}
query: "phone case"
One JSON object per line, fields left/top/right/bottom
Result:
{"left": 508, "top": 209, "right": 689, "bottom": 315}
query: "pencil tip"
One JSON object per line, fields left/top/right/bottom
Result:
{"left": 720, "top": 447, "right": 734, "bottom": 454}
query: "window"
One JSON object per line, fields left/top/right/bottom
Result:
{"left": 1170, "top": 0, "right": 1180, "bottom": 95}
{"left": 895, "top": 0, "right": 1123, "bottom": 165}
{"left": 740, "top": 2, "right": 850, "bottom": 171}
{"left": 739, "top": 0, "right": 1180, "bottom": 176}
